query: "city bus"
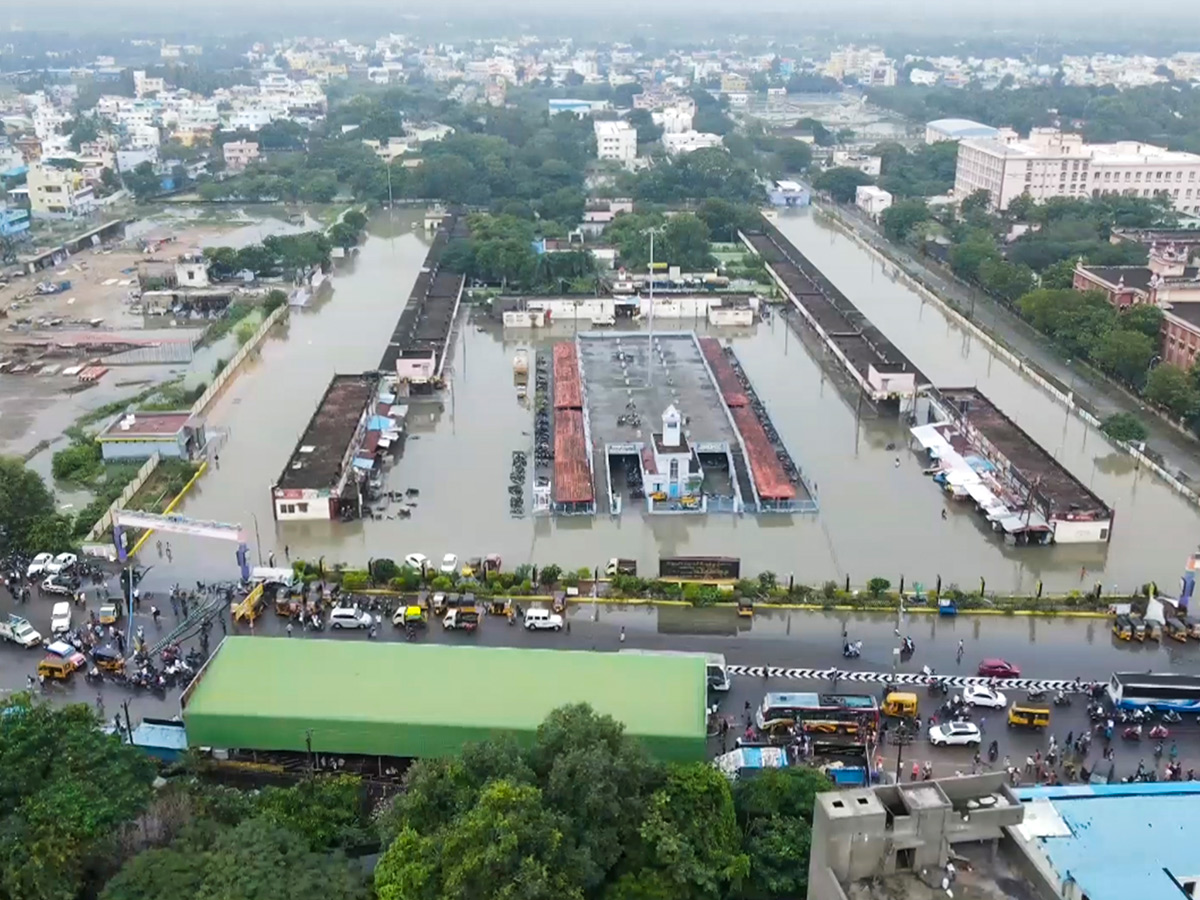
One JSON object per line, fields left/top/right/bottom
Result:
{"left": 756, "top": 692, "right": 879, "bottom": 735}
{"left": 619, "top": 650, "right": 730, "bottom": 691}
{"left": 1107, "top": 672, "right": 1200, "bottom": 711}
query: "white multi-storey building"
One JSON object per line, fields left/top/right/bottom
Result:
{"left": 955, "top": 129, "right": 1200, "bottom": 213}
{"left": 594, "top": 120, "right": 637, "bottom": 164}
{"left": 661, "top": 131, "right": 724, "bottom": 156}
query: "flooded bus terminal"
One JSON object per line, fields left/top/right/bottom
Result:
{"left": 9, "top": 207, "right": 1200, "bottom": 594}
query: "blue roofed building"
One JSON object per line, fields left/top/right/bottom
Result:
{"left": 1009, "top": 783, "right": 1200, "bottom": 900}
{"left": 925, "top": 118, "right": 1006, "bottom": 144}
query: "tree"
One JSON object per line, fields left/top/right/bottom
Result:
{"left": 1089, "top": 329, "right": 1155, "bottom": 386}
{"left": 627, "top": 109, "right": 663, "bottom": 145}
{"left": 328, "top": 221, "right": 359, "bottom": 250}
{"left": 343, "top": 209, "right": 368, "bottom": 232}
{"left": 960, "top": 188, "right": 992, "bottom": 217}
{"left": 22, "top": 513, "right": 77, "bottom": 554}
{"left": 1145, "top": 363, "right": 1200, "bottom": 419}
{"left": 1119, "top": 303, "right": 1164, "bottom": 340}
{"left": 695, "top": 199, "right": 758, "bottom": 243}
{"left": 661, "top": 214, "right": 715, "bottom": 271}
{"left": 773, "top": 138, "right": 812, "bottom": 173}
{"left": 0, "top": 456, "right": 55, "bottom": 554}
{"left": 880, "top": 198, "right": 929, "bottom": 242}
{"left": 732, "top": 769, "right": 832, "bottom": 900}
{"left": 635, "top": 763, "right": 749, "bottom": 900}
{"left": 124, "top": 161, "right": 161, "bottom": 202}
{"left": 949, "top": 234, "right": 1000, "bottom": 281}
{"left": 811, "top": 167, "right": 873, "bottom": 203}
{"left": 101, "top": 819, "right": 369, "bottom": 900}
{"left": 1040, "top": 258, "right": 1077, "bottom": 289}
{"left": 256, "top": 775, "right": 370, "bottom": 851}
{"left": 977, "top": 258, "right": 1036, "bottom": 302}
{"left": 1100, "top": 412, "right": 1149, "bottom": 443}
{"left": 1, "top": 697, "right": 156, "bottom": 900}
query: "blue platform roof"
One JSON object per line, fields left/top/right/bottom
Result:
{"left": 1014, "top": 784, "right": 1200, "bottom": 900}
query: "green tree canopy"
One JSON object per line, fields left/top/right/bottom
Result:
{"left": 811, "top": 166, "right": 873, "bottom": 203}
{"left": 1100, "top": 412, "right": 1149, "bottom": 443}
{"left": 0, "top": 456, "right": 55, "bottom": 555}
{"left": 880, "top": 198, "right": 929, "bottom": 242}
{"left": 0, "top": 697, "right": 156, "bottom": 900}
{"left": 1145, "top": 363, "right": 1200, "bottom": 419}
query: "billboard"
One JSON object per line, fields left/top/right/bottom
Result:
{"left": 659, "top": 556, "right": 741, "bottom": 580}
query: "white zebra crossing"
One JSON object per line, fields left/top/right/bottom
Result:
{"left": 724, "top": 665, "right": 1090, "bottom": 693}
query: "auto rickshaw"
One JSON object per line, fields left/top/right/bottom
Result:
{"left": 882, "top": 691, "right": 918, "bottom": 719}
{"left": 1112, "top": 614, "right": 1133, "bottom": 641}
{"left": 551, "top": 591, "right": 566, "bottom": 614}
{"left": 98, "top": 602, "right": 122, "bottom": 626}
{"left": 1165, "top": 617, "right": 1189, "bottom": 642}
{"left": 680, "top": 495, "right": 700, "bottom": 509}
{"left": 275, "top": 595, "right": 302, "bottom": 617}
{"left": 488, "top": 597, "right": 512, "bottom": 617}
{"left": 37, "top": 655, "right": 75, "bottom": 681}
{"left": 431, "top": 592, "right": 449, "bottom": 615}
{"left": 92, "top": 646, "right": 125, "bottom": 674}
{"left": 737, "top": 596, "right": 754, "bottom": 618}
{"left": 1129, "top": 614, "right": 1148, "bottom": 641}
{"left": 1007, "top": 704, "right": 1051, "bottom": 729}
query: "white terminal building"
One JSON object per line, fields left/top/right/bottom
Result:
{"left": 954, "top": 128, "right": 1200, "bottom": 213}
{"left": 593, "top": 120, "right": 637, "bottom": 164}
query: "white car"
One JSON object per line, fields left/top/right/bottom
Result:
{"left": 439, "top": 553, "right": 458, "bottom": 575}
{"left": 929, "top": 722, "right": 982, "bottom": 747}
{"left": 26, "top": 553, "right": 54, "bottom": 578}
{"left": 962, "top": 685, "right": 1007, "bottom": 709}
{"left": 523, "top": 608, "right": 563, "bottom": 631}
{"left": 45, "top": 552, "right": 77, "bottom": 575}
{"left": 41, "top": 576, "right": 74, "bottom": 597}
{"left": 404, "top": 553, "right": 430, "bottom": 571}
{"left": 50, "top": 602, "right": 72, "bottom": 635}
{"left": 329, "top": 606, "right": 373, "bottom": 629}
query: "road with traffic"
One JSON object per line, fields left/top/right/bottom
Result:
{"left": 2, "top": 578, "right": 1197, "bottom": 783}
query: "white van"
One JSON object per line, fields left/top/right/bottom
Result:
{"left": 523, "top": 608, "right": 563, "bottom": 631}
{"left": 329, "top": 606, "right": 373, "bottom": 629}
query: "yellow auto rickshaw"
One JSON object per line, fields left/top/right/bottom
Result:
{"left": 1112, "top": 614, "right": 1133, "bottom": 641}
{"left": 1165, "top": 617, "right": 1189, "bottom": 642}
{"left": 488, "top": 597, "right": 512, "bottom": 617}
{"left": 1007, "top": 704, "right": 1051, "bottom": 729}
{"left": 37, "top": 656, "right": 75, "bottom": 681}
{"left": 92, "top": 646, "right": 125, "bottom": 674}
{"left": 882, "top": 691, "right": 918, "bottom": 719}
{"left": 98, "top": 602, "right": 122, "bottom": 626}
{"left": 1129, "top": 614, "right": 1147, "bottom": 641}
{"left": 737, "top": 596, "right": 754, "bottom": 618}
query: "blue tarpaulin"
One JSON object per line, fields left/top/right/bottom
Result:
{"left": 367, "top": 415, "right": 394, "bottom": 431}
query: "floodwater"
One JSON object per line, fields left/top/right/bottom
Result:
{"left": 158, "top": 209, "right": 1200, "bottom": 594}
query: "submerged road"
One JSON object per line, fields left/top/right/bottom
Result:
{"left": 3, "top": 585, "right": 1197, "bottom": 782}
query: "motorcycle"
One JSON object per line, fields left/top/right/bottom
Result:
{"left": 928, "top": 678, "right": 949, "bottom": 697}
{"left": 1161, "top": 709, "right": 1182, "bottom": 724}
{"left": 901, "top": 637, "right": 915, "bottom": 655}
{"left": 1149, "top": 724, "right": 1170, "bottom": 740}
{"left": 1053, "top": 691, "right": 1072, "bottom": 707}
{"left": 843, "top": 641, "right": 862, "bottom": 659}
{"left": 1122, "top": 725, "right": 1143, "bottom": 741}
{"left": 1027, "top": 689, "right": 1048, "bottom": 702}
{"left": 1087, "top": 702, "right": 1107, "bottom": 721}
{"left": 987, "top": 740, "right": 999, "bottom": 762}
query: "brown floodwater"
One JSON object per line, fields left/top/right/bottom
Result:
{"left": 158, "top": 209, "right": 1200, "bottom": 593}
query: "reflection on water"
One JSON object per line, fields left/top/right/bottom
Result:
{"left": 164, "top": 210, "right": 1200, "bottom": 593}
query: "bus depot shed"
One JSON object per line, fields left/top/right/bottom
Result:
{"left": 182, "top": 637, "right": 708, "bottom": 762}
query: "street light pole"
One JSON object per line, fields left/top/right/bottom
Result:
{"left": 251, "top": 512, "right": 264, "bottom": 566}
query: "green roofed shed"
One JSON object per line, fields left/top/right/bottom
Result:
{"left": 182, "top": 637, "right": 707, "bottom": 761}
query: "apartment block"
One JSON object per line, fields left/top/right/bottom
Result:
{"left": 26, "top": 163, "right": 96, "bottom": 219}
{"left": 594, "top": 120, "right": 637, "bottom": 164}
{"left": 955, "top": 129, "right": 1200, "bottom": 212}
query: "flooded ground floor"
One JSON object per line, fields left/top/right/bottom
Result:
{"left": 144, "top": 210, "right": 1200, "bottom": 594}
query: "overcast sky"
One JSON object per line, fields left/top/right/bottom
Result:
{"left": 6, "top": 0, "right": 1197, "bottom": 38}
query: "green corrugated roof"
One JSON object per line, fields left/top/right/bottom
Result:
{"left": 183, "top": 638, "right": 707, "bottom": 760}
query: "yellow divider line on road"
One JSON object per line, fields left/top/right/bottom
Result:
{"left": 128, "top": 460, "right": 209, "bottom": 558}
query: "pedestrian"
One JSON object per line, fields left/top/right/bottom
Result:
{"left": 268, "top": 552, "right": 276, "bottom": 568}
{"left": 1003, "top": 755, "right": 1011, "bottom": 771}
{"left": 26, "top": 675, "right": 35, "bottom": 692}
{"left": 956, "top": 639, "right": 964, "bottom": 662}
{"left": 38, "top": 672, "right": 45, "bottom": 689}
{"left": 156, "top": 539, "right": 163, "bottom": 558}
{"left": 151, "top": 605, "right": 161, "bottom": 626}
{"left": 911, "top": 761, "right": 920, "bottom": 781}
{"left": 1066, "top": 730, "right": 1074, "bottom": 748}
{"left": 1026, "top": 755, "right": 1034, "bottom": 773}
{"left": 565, "top": 619, "right": 571, "bottom": 634}
{"left": 165, "top": 543, "right": 172, "bottom": 563}
{"left": 979, "top": 716, "right": 986, "bottom": 733}
{"left": 133, "top": 589, "right": 141, "bottom": 611}
{"left": 170, "top": 594, "right": 180, "bottom": 617}
{"left": 95, "top": 694, "right": 104, "bottom": 715}
{"left": 215, "top": 452, "right": 220, "bottom": 469}
{"left": 1035, "top": 749, "right": 1042, "bottom": 765}
{"left": 285, "top": 545, "right": 290, "bottom": 561}
{"left": 941, "top": 508, "right": 948, "bottom": 520}
{"left": 180, "top": 596, "right": 189, "bottom": 618}
{"left": 619, "top": 626, "right": 626, "bottom": 644}
{"left": 287, "top": 622, "right": 293, "bottom": 637}
{"left": 116, "top": 632, "right": 125, "bottom": 655}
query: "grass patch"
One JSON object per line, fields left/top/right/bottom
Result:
{"left": 197, "top": 302, "right": 255, "bottom": 348}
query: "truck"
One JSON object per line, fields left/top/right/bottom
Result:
{"left": 0, "top": 614, "right": 43, "bottom": 648}
{"left": 605, "top": 558, "right": 637, "bottom": 577}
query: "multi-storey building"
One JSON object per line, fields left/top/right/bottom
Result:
{"left": 955, "top": 129, "right": 1200, "bottom": 213}
{"left": 594, "top": 120, "right": 637, "bottom": 164}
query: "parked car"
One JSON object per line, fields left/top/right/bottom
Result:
{"left": 439, "top": 553, "right": 458, "bottom": 575}
{"left": 329, "top": 606, "right": 373, "bottom": 629}
{"left": 26, "top": 553, "right": 54, "bottom": 578}
{"left": 50, "top": 602, "right": 71, "bottom": 635}
{"left": 929, "top": 722, "right": 982, "bottom": 747}
{"left": 977, "top": 659, "right": 1021, "bottom": 678}
{"left": 45, "top": 552, "right": 77, "bottom": 575}
{"left": 404, "top": 552, "right": 430, "bottom": 571}
{"left": 962, "top": 685, "right": 1007, "bottom": 708}
{"left": 523, "top": 608, "right": 564, "bottom": 631}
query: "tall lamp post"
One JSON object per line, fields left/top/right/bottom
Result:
{"left": 644, "top": 226, "right": 664, "bottom": 388}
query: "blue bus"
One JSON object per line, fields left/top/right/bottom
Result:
{"left": 1107, "top": 672, "right": 1200, "bottom": 711}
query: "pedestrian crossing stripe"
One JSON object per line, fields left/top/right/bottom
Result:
{"left": 724, "top": 665, "right": 1087, "bottom": 693}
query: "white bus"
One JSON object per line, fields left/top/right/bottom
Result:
{"left": 1108, "top": 672, "right": 1200, "bottom": 712}
{"left": 620, "top": 650, "right": 730, "bottom": 691}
